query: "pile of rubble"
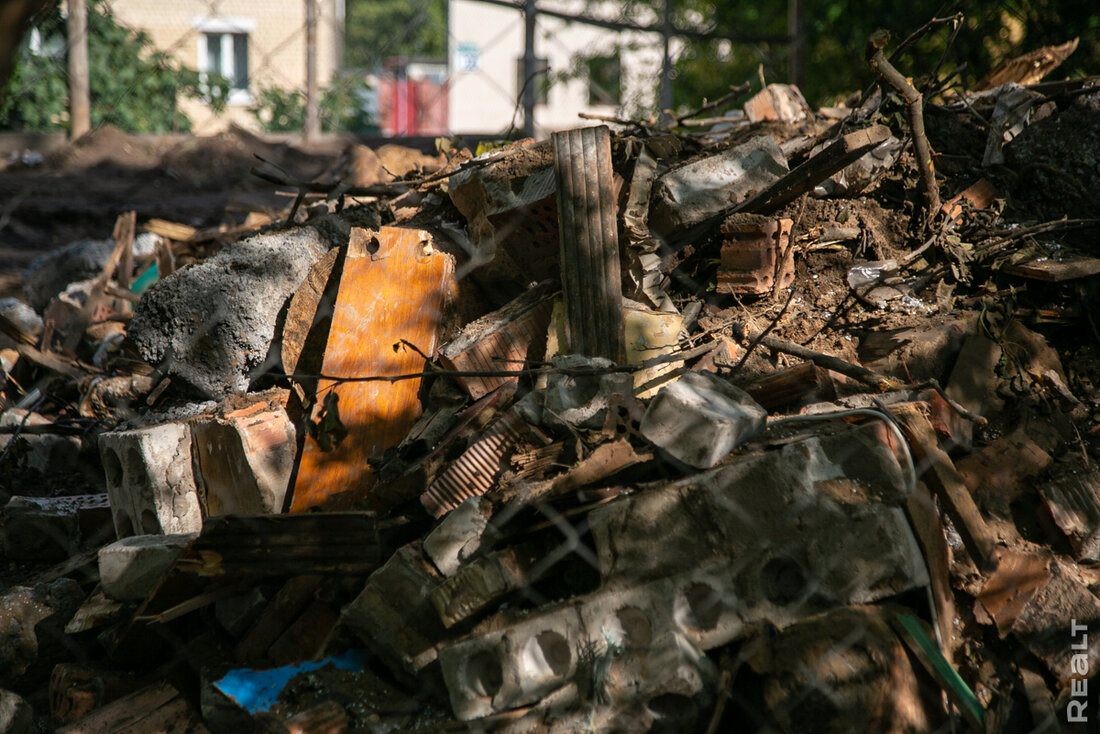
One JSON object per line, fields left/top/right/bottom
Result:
{"left": 2, "top": 36, "right": 1100, "bottom": 734}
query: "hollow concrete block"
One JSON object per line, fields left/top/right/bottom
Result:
{"left": 439, "top": 605, "right": 585, "bottom": 721}
{"left": 339, "top": 543, "right": 446, "bottom": 682}
{"left": 98, "top": 422, "right": 202, "bottom": 537}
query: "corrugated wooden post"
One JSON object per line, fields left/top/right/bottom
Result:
{"left": 552, "top": 125, "right": 625, "bottom": 363}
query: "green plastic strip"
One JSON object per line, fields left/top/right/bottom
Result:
{"left": 130, "top": 262, "right": 159, "bottom": 296}
{"left": 897, "top": 612, "right": 983, "bottom": 727}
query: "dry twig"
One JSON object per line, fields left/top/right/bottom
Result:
{"left": 866, "top": 29, "right": 940, "bottom": 219}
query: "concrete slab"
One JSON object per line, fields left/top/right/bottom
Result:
{"left": 98, "top": 533, "right": 196, "bottom": 602}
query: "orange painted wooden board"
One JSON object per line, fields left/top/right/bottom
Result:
{"left": 290, "top": 227, "right": 453, "bottom": 511}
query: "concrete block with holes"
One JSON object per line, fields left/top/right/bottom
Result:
{"left": 499, "top": 630, "right": 716, "bottom": 732}
{"left": 338, "top": 542, "right": 446, "bottom": 683}
{"left": 98, "top": 422, "right": 203, "bottom": 537}
{"left": 2, "top": 494, "right": 112, "bottom": 561}
{"left": 591, "top": 424, "right": 918, "bottom": 587}
{"left": 438, "top": 424, "right": 926, "bottom": 721}
{"left": 439, "top": 603, "right": 585, "bottom": 721}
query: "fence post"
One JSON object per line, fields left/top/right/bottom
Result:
{"left": 788, "top": 0, "right": 804, "bottom": 89}
{"left": 304, "top": 0, "right": 321, "bottom": 142}
{"left": 660, "top": 0, "right": 672, "bottom": 118}
{"left": 522, "top": 0, "right": 536, "bottom": 137}
{"left": 67, "top": 0, "right": 91, "bottom": 139}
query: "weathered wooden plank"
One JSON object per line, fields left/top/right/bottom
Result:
{"left": 290, "top": 226, "right": 454, "bottom": 511}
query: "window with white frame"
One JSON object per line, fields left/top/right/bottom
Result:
{"left": 194, "top": 18, "right": 256, "bottom": 104}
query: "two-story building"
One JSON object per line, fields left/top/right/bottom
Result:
{"left": 104, "top": 0, "right": 344, "bottom": 134}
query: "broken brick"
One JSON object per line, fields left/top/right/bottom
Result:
{"left": 717, "top": 214, "right": 794, "bottom": 296}
{"left": 438, "top": 280, "right": 555, "bottom": 399}
{"left": 742, "top": 83, "right": 813, "bottom": 123}
{"left": 191, "top": 400, "right": 296, "bottom": 516}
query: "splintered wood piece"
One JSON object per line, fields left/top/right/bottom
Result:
{"left": 1002, "top": 255, "right": 1100, "bottom": 282}
{"left": 438, "top": 280, "right": 556, "bottom": 399}
{"left": 260, "top": 701, "right": 349, "bottom": 734}
{"left": 290, "top": 227, "right": 454, "bottom": 512}
{"left": 267, "top": 599, "right": 341, "bottom": 666}
{"left": 144, "top": 218, "right": 199, "bottom": 242}
{"left": 890, "top": 403, "right": 998, "bottom": 564}
{"left": 973, "top": 38, "right": 1079, "bottom": 91}
{"left": 56, "top": 680, "right": 208, "bottom": 734}
{"left": 281, "top": 247, "right": 342, "bottom": 378}
{"left": 904, "top": 483, "right": 957, "bottom": 663}
{"left": 735, "top": 125, "right": 893, "bottom": 215}
{"left": 744, "top": 361, "right": 842, "bottom": 410}
{"left": 234, "top": 576, "right": 323, "bottom": 664}
{"left": 62, "top": 210, "right": 136, "bottom": 351}
{"left": 178, "top": 512, "right": 383, "bottom": 577}
{"left": 552, "top": 125, "right": 626, "bottom": 363}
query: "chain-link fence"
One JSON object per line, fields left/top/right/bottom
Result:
{"left": 2, "top": 2, "right": 1065, "bottom": 733}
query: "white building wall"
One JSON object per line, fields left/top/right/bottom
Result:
{"left": 448, "top": 0, "right": 671, "bottom": 138}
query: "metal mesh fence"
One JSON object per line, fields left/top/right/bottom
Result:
{"left": 0, "top": 3, "right": 1070, "bottom": 734}
{"left": 1, "top": 0, "right": 745, "bottom": 139}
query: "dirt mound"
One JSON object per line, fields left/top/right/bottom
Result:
{"left": 42, "top": 124, "right": 162, "bottom": 171}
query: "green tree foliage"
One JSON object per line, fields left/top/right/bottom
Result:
{"left": 251, "top": 75, "right": 379, "bottom": 133}
{"left": 671, "top": 0, "right": 1100, "bottom": 110}
{"left": 344, "top": 0, "right": 448, "bottom": 69}
{"left": 0, "top": 0, "right": 225, "bottom": 133}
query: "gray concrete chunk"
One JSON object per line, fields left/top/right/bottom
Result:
{"left": 649, "top": 135, "right": 788, "bottom": 237}
{"left": 21, "top": 238, "right": 113, "bottom": 312}
{"left": 640, "top": 371, "right": 766, "bottom": 468}
{"left": 127, "top": 226, "right": 331, "bottom": 399}
{"left": 98, "top": 533, "right": 196, "bottom": 601}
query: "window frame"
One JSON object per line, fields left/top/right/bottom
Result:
{"left": 515, "top": 57, "right": 551, "bottom": 107}
{"left": 585, "top": 54, "right": 622, "bottom": 107}
{"left": 193, "top": 17, "right": 256, "bottom": 105}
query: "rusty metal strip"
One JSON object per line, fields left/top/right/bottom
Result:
{"left": 552, "top": 125, "right": 625, "bottom": 362}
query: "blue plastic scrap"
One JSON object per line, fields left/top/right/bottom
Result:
{"left": 213, "top": 649, "right": 368, "bottom": 714}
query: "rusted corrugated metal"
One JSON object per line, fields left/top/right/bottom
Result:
{"left": 420, "top": 410, "right": 530, "bottom": 518}
{"left": 290, "top": 227, "right": 454, "bottom": 512}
